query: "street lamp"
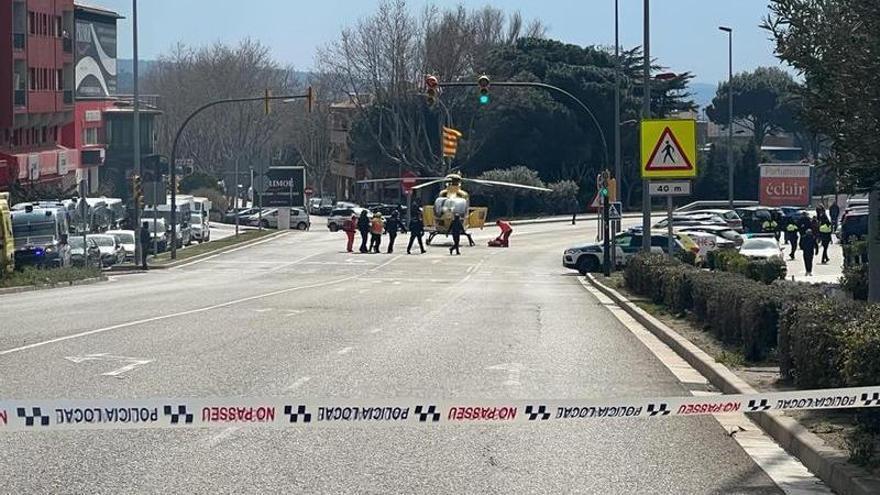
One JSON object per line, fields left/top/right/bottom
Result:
{"left": 614, "top": 0, "right": 622, "bottom": 210}
{"left": 719, "top": 26, "right": 734, "bottom": 209}
{"left": 641, "top": 0, "right": 651, "bottom": 252}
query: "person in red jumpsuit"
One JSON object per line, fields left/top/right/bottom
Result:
{"left": 489, "top": 219, "right": 513, "bottom": 247}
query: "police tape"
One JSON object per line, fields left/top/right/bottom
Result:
{"left": 2, "top": 385, "right": 879, "bottom": 432}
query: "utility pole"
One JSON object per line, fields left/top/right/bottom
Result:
{"left": 720, "top": 26, "right": 734, "bottom": 209}
{"left": 131, "top": 0, "right": 141, "bottom": 261}
{"left": 613, "top": 0, "right": 622, "bottom": 266}
{"left": 641, "top": 0, "right": 652, "bottom": 251}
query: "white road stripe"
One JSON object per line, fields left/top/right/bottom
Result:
{"left": 171, "top": 232, "right": 289, "bottom": 269}
{"left": 0, "top": 256, "right": 401, "bottom": 357}
{"left": 285, "top": 376, "right": 312, "bottom": 391}
{"left": 337, "top": 347, "right": 353, "bottom": 355}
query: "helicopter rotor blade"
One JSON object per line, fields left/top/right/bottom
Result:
{"left": 464, "top": 178, "right": 553, "bottom": 192}
{"left": 355, "top": 177, "right": 445, "bottom": 184}
{"left": 410, "top": 179, "right": 448, "bottom": 190}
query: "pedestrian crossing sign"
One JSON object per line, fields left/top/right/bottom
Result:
{"left": 640, "top": 119, "right": 697, "bottom": 179}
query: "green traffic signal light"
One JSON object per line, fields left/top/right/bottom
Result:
{"left": 479, "top": 94, "right": 490, "bottom": 105}
{"left": 600, "top": 188, "right": 609, "bottom": 197}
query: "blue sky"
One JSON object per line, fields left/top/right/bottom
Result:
{"left": 98, "top": 0, "right": 785, "bottom": 85}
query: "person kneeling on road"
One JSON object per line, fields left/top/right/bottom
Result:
{"left": 488, "top": 219, "right": 512, "bottom": 247}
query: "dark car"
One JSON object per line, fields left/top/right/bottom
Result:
{"left": 222, "top": 207, "right": 260, "bottom": 224}
{"left": 840, "top": 210, "right": 868, "bottom": 244}
{"left": 735, "top": 206, "right": 782, "bottom": 233}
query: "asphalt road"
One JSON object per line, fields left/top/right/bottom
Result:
{"left": 1, "top": 221, "right": 787, "bottom": 493}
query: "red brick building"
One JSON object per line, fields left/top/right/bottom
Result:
{"left": 0, "top": 0, "right": 77, "bottom": 191}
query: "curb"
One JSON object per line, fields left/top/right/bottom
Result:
{"left": 0, "top": 275, "right": 107, "bottom": 296}
{"left": 585, "top": 273, "right": 880, "bottom": 495}
{"left": 153, "top": 230, "right": 287, "bottom": 268}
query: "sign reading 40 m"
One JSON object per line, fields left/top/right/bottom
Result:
{"left": 640, "top": 119, "right": 697, "bottom": 179}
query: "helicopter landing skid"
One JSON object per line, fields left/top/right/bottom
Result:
{"left": 425, "top": 232, "right": 475, "bottom": 246}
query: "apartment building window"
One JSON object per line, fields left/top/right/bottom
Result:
{"left": 29, "top": 68, "right": 36, "bottom": 90}
{"left": 83, "top": 128, "right": 99, "bottom": 145}
{"left": 29, "top": 12, "right": 35, "bottom": 34}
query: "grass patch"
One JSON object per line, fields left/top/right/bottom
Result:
{"left": 152, "top": 229, "right": 278, "bottom": 264}
{"left": 0, "top": 266, "right": 103, "bottom": 288}
{"left": 716, "top": 350, "right": 747, "bottom": 368}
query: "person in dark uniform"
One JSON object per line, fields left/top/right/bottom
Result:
{"left": 407, "top": 210, "right": 426, "bottom": 254}
{"left": 357, "top": 210, "right": 370, "bottom": 253}
{"left": 449, "top": 213, "right": 465, "bottom": 255}
{"left": 784, "top": 217, "right": 799, "bottom": 260}
{"left": 830, "top": 202, "right": 841, "bottom": 232}
{"left": 385, "top": 210, "right": 401, "bottom": 254}
{"left": 818, "top": 214, "right": 833, "bottom": 264}
{"left": 139, "top": 222, "right": 151, "bottom": 269}
{"left": 800, "top": 228, "right": 817, "bottom": 276}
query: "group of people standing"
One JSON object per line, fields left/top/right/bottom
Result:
{"left": 775, "top": 205, "right": 837, "bottom": 277}
{"left": 342, "top": 210, "right": 427, "bottom": 255}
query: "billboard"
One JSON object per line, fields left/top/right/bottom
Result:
{"left": 75, "top": 15, "right": 118, "bottom": 98}
{"left": 262, "top": 167, "right": 306, "bottom": 207}
{"left": 759, "top": 164, "right": 812, "bottom": 207}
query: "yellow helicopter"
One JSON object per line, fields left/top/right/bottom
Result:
{"left": 358, "top": 173, "right": 552, "bottom": 245}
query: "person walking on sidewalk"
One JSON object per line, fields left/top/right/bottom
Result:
{"left": 357, "top": 210, "right": 370, "bottom": 253}
{"left": 385, "top": 210, "right": 401, "bottom": 254}
{"left": 343, "top": 213, "right": 357, "bottom": 253}
{"left": 449, "top": 213, "right": 465, "bottom": 255}
{"left": 818, "top": 215, "right": 833, "bottom": 264}
{"left": 784, "top": 217, "right": 799, "bottom": 260}
{"left": 138, "top": 222, "right": 151, "bottom": 270}
{"left": 369, "top": 212, "right": 384, "bottom": 253}
{"left": 407, "top": 210, "right": 426, "bottom": 254}
{"left": 800, "top": 228, "right": 817, "bottom": 276}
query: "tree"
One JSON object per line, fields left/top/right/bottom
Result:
{"left": 705, "top": 67, "right": 801, "bottom": 149}
{"left": 765, "top": 0, "right": 880, "bottom": 302}
{"left": 143, "top": 40, "right": 296, "bottom": 185}
{"left": 475, "top": 166, "right": 544, "bottom": 217}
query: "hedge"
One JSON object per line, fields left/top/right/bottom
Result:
{"left": 708, "top": 249, "right": 787, "bottom": 284}
{"left": 624, "top": 254, "right": 818, "bottom": 361}
{"left": 622, "top": 252, "right": 880, "bottom": 464}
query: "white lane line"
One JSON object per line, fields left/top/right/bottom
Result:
{"left": 580, "top": 279, "right": 831, "bottom": 495}
{"left": 337, "top": 347, "right": 354, "bottom": 355}
{"left": 254, "top": 308, "right": 273, "bottom": 313}
{"left": 369, "top": 328, "right": 383, "bottom": 334}
{"left": 285, "top": 376, "right": 312, "bottom": 391}
{"left": 0, "top": 256, "right": 401, "bottom": 357}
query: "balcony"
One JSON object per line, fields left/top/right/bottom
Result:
{"left": 63, "top": 90, "right": 73, "bottom": 105}
{"left": 13, "top": 33, "right": 25, "bottom": 50}
{"left": 14, "top": 90, "right": 26, "bottom": 107}
{"left": 63, "top": 37, "right": 73, "bottom": 53}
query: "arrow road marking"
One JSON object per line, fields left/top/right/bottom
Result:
{"left": 65, "top": 353, "right": 154, "bottom": 377}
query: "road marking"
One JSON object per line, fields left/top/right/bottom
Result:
{"left": 370, "top": 328, "right": 383, "bottom": 334}
{"left": 203, "top": 426, "right": 240, "bottom": 447}
{"left": 285, "top": 376, "right": 312, "bottom": 391}
{"left": 254, "top": 308, "right": 273, "bottom": 313}
{"left": 0, "top": 256, "right": 401, "bottom": 357}
{"left": 337, "top": 347, "right": 354, "bottom": 355}
{"left": 580, "top": 279, "right": 831, "bottom": 494}
{"left": 65, "top": 353, "right": 154, "bottom": 378}
{"left": 485, "top": 363, "right": 523, "bottom": 387}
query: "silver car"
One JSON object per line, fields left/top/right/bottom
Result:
{"left": 87, "top": 234, "right": 125, "bottom": 267}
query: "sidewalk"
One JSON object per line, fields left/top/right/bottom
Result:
{"left": 782, "top": 240, "right": 843, "bottom": 284}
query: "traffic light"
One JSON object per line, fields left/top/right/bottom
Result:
{"left": 442, "top": 126, "right": 463, "bottom": 158}
{"left": 425, "top": 75, "right": 439, "bottom": 107}
{"left": 598, "top": 170, "right": 610, "bottom": 197}
{"left": 132, "top": 175, "right": 144, "bottom": 209}
{"left": 477, "top": 75, "right": 490, "bottom": 105}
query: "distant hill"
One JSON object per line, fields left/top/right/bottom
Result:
{"left": 690, "top": 82, "right": 718, "bottom": 113}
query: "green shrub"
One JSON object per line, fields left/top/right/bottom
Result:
{"left": 842, "top": 305, "right": 880, "bottom": 387}
{"left": 745, "top": 258, "right": 788, "bottom": 284}
{"left": 843, "top": 240, "right": 869, "bottom": 267}
{"left": 676, "top": 250, "right": 697, "bottom": 266}
{"left": 778, "top": 298, "right": 863, "bottom": 388}
{"left": 841, "top": 264, "right": 869, "bottom": 301}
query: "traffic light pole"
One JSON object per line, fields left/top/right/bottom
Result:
{"left": 602, "top": 193, "right": 611, "bottom": 276}
{"left": 168, "top": 91, "right": 312, "bottom": 259}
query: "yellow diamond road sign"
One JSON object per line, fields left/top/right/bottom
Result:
{"left": 640, "top": 119, "right": 697, "bottom": 179}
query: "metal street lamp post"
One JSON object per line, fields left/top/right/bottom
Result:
{"left": 641, "top": 0, "right": 652, "bottom": 252}
{"left": 719, "top": 26, "right": 734, "bottom": 209}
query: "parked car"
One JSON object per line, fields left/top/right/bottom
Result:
{"left": 68, "top": 236, "right": 101, "bottom": 267}
{"left": 147, "top": 218, "right": 169, "bottom": 253}
{"left": 652, "top": 213, "right": 727, "bottom": 230}
{"left": 87, "top": 234, "right": 125, "bottom": 267}
{"left": 685, "top": 209, "right": 743, "bottom": 232}
{"left": 735, "top": 206, "right": 781, "bottom": 233}
{"left": 222, "top": 207, "right": 260, "bottom": 224}
{"left": 247, "top": 208, "right": 311, "bottom": 230}
{"left": 677, "top": 224, "right": 744, "bottom": 247}
{"left": 190, "top": 212, "right": 211, "bottom": 243}
{"left": 563, "top": 231, "right": 695, "bottom": 274}
{"left": 11, "top": 205, "right": 71, "bottom": 268}
{"left": 106, "top": 230, "right": 136, "bottom": 261}
{"left": 839, "top": 209, "right": 868, "bottom": 244}
{"left": 738, "top": 235, "right": 785, "bottom": 261}
{"left": 327, "top": 207, "right": 369, "bottom": 232}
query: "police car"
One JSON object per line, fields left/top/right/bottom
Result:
{"left": 563, "top": 229, "right": 696, "bottom": 274}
